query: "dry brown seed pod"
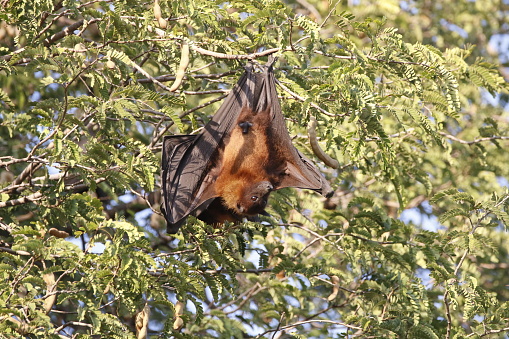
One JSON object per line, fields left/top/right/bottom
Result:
{"left": 48, "top": 228, "right": 69, "bottom": 238}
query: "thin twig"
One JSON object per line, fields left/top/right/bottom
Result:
{"left": 6, "top": 256, "right": 35, "bottom": 304}
{"left": 276, "top": 80, "right": 338, "bottom": 117}
{"left": 191, "top": 46, "right": 280, "bottom": 60}
{"left": 444, "top": 193, "right": 509, "bottom": 339}
{"left": 150, "top": 93, "right": 228, "bottom": 147}
{"left": 223, "top": 283, "right": 265, "bottom": 315}
{"left": 256, "top": 319, "right": 362, "bottom": 338}
{"left": 54, "top": 321, "right": 93, "bottom": 333}
{"left": 214, "top": 283, "right": 262, "bottom": 312}
{"left": 156, "top": 248, "right": 198, "bottom": 257}
{"left": 292, "top": 232, "right": 344, "bottom": 260}
{"left": 137, "top": 70, "right": 238, "bottom": 84}
{"left": 0, "top": 247, "right": 31, "bottom": 256}
{"left": 271, "top": 312, "right": 286, "bottom": 339}
{"left": 439, "top": 132, "right": 509, "bottom": 145}
{"left": 182, "top": 89, "right": 229, "bottom": 95}
{"left": 283, "top": 223, "right": 344, "bottom": 254}
{"left": 190, "top": 62, "right": 216, "bottom": 73}
{"left": 43, "top": 289, "right": 88, "bottom": 298}
{"left": 131, "top": 61, "right": 173, "bottom": 92}
{"left": 319, "top": 0, "right": 341, "bottom": 28}
{"left": 200, "top": 268, "right": 274, "bottom": 275}
{"left": 43, "top": 20, "right": 85, "bottom": 47}
{"left": 479, "top": 327, "right": 509, "bottom": 337}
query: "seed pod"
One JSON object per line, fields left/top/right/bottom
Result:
{"left": 173, "top": 316, "right": 184, "bottom": 331}
{"left": 175, "top": 301, "right": 184, "bottom": 315}
{"left": 135, "top": 304, "right": 150, "bottom": 339}
{"left": 105, "top": 59, "right": 115, "bottom": 69}
{"left": 153, "top": 0, "right": 168, "bottom": 29}
{"left": 307, "top": 116, "right": 339, "bottom": 169}
{"left": 327, "top": 275, "right": 340, "bottom": 301}
{"left": 48, "top": 228, "right": 69, "bottom": 238}
{"left": 168, "top": 41, "right": 190, "bottom": 92}
{"left": 43, "top": 273, "right": 56, "bottom": 314}
{"left": 173, "top": 301, "right": 185, "bottom": 330}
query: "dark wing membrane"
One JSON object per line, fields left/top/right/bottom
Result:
{"left": 263, "top": 67, "right": 334, "bottom": 197}
{"left": 161, "top": 64, "right": 268, "bottom": 233}
{"left": 161, "top": 60, "right": 333, "bottom": 233}
{"left": 161, "top": 135, "right": 198, "bottom": 233}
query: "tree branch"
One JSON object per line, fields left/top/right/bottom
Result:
{"left": 255, "top": 319, "right": 362, "bottom": 338}
{"left": 480, "top": 327, "right": 509, "bottom": 337}
{"left": 219, "top": 283, "right": 265, "bottom": 315}
{"left": 439, "top": 132, "right": 509, "bottom": 145}
{"left": 54, "top": 321, "right": 93, "bottom": 334}
{"left": 444, "top": 194, "right": 509, "bottom": 339}
{"left": 0, "top": 177, "right": 107, "bottom": 208}
{"left": 191, "top": 46, "right": 280, "bottom": 59}
{"left": 150, "top": 93, "right": 228, "bottom": 147}
{"left": 43, "top": 20, "right": 85, "bottom": 47}
{"left": 276, "top": 80, "right": 338, "bottom": 117}
{"left": 0, "top": 247, "right": 31, "bottom": 256}
{"left": 136, "top": 70, "right": 238, "bottom": 84}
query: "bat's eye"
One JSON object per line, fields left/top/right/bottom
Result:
{"left": 251, "top": 196, "right": 259, "bottom": 202}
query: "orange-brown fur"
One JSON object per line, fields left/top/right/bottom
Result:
{"left": 214, "top": 107, "right": 275, "bottom": 213}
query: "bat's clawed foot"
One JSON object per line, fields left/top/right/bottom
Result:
{"left": 238, "top": 121, "right": 253, "bottom": 134}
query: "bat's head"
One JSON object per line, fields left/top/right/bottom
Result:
{"left": 236, "top": 181, "right": 273, "bottom": 215}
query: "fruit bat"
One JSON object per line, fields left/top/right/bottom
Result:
{"left": 161, "top": 60, "right": 333, "bottom": 234}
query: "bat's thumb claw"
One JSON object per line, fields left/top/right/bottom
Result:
{"left": 324, "top": 188, "right": 334, "bottom": 198}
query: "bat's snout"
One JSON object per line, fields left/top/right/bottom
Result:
{"left": 237, "top": 204, "right": 245, "bottom": 214}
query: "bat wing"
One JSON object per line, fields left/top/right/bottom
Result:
{"left": 261, "top": 65, "right": 334, "bottom": 197}
{"left": 161, "top": 135, "right": 215, "bottom": 233}
{"left": 161, "top": 60, "right": 333, "bottom": 233}
{"left": 161, "top": 63, "right": 266, "bottom": 233}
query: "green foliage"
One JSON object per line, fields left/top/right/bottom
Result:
{"left": 1, "top": 0, "right": 509, "bottom": 338}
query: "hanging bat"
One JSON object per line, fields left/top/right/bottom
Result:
{"left": 161, "top": 60, "right": 333, "bottom": 234}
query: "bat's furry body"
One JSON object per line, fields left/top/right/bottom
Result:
{"left": 215, "top": 107, "right": 278, "bottom": 215}
{"left": 161, "top": 61, "right": 332, "bottom": 233}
